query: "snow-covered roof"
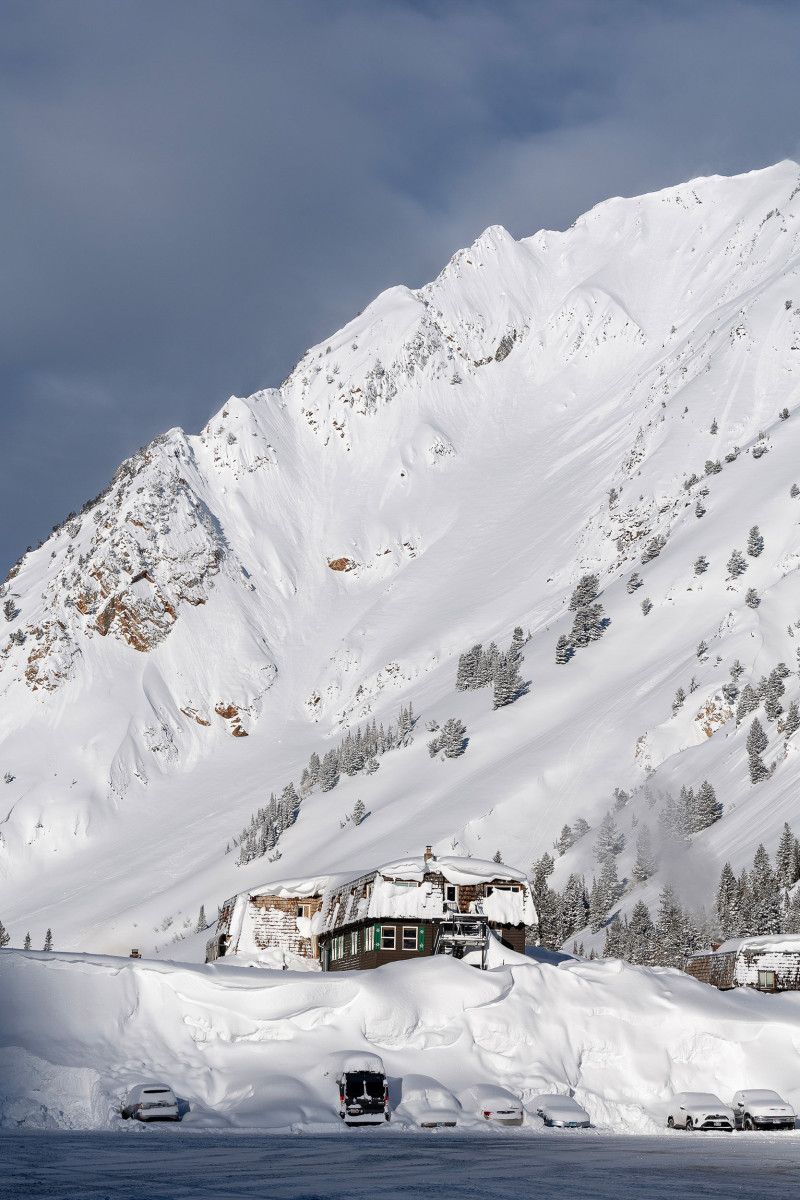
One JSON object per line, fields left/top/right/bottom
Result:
{"left": 246, "top": 875, "right": 331, "bottom": 900}
{"left": 714, "top": 934, "right": 800, "bottom": 955}
{"left": 376, "top": 855, "right": 528, "bottom": 886}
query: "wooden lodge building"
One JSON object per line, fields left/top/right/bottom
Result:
{"left": 684, "top": 934, "right": 800, "bottom": 993}
{"left": 318, "top": 848, "right": 536, "bottom": 971}
{"left": 207, "top": 849, "right": 536, "bottom": 972}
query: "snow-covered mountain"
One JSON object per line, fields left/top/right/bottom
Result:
{"left": 4, "top": 160, "right": 800, "bottom": 955}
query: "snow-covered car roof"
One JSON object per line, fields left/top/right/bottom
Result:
{"left": 734, "top": 1089, "right": 786, "bottom": 1102}
{"left": 323, "top": 1051, "right": 386, "bottom": 1077}
{"left": 674, "top": 1092, "right": 726, "bottom": 1105}
{"left": 535, "top": 1094, "right": 588, "bottom": 1113}
{"left": 461, "top": 1084, "right": 522, "bottom": 1111}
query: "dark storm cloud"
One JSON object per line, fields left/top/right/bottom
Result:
{"left": 1, "top": 0, "right": 800, "bottom": 569}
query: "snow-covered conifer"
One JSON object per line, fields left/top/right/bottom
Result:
{"left": 308, "top": 752, "right": 321, "bottom": 786}
{"left": 0, "top": 919, "right": 9, "bottom": 947}
{"left": 782, "top": 888, "right": 800, "bottom": 934}
{"left": 561, "top": 873, "right": 588, "bottom": 939}
{"left": 553, "top": 824, "right": 574, "bottom": 856}
{"left": 654, "top": 884, "right": 684, "bottom": 968}
{"left": 641, "top": 597, "right": 652, "bottom": 615}
{"left": 613, "top": 787, "right": 630, "bottom": 812}
{"left": 750, "top": 844, "right": 782, "bottom": 935}
{"left": 572, "top": 818, "right": 591, "bottom": 840}
{"left": 764, "top": 669, "right": 785, "bottom": 721}
{"left": 2, "top": 598, "right": 15, "bottom": 622}
{"left": 747, "top": 717, "right": 768, "bottom": 756}
{"left": 626, "top": 572, "right": 642, "bottom": 593}
{"left": 730, "top": 659, "right": 745, "bottom": 681}
{"left": 439, "top": 717, "right": 466, "bottom": 758}
{"left": 351, "top": 798, "right": 366, "bottom": 826}
{"left": 492, "top": 850, "right": 502, "bottom": 864}
{"left": 695, "top": 499, "right": 706, "bottom": 518}
{"left": 530, "top": 853, "right": 560, "bottom": 949}
{"left": 694, "top": 780, "right": 719, "bottom": 830}
{"left": 735, "top": 684, "right": 759, "bottom": 723}
{"left": 569, "top": 603, "right": 606, "bottom": 648}
{"left": 780, "top": 407, "right": 790, "bottom": 420}
{"left": 784, "top": 701, "right": 800, "bottom": 738}
{"left": 710, "top": 418, "right": 718, "bottom": 434}
{"left": 594, "top": 812, "right": 623, "bottom": 862}
{"left": 672, "top": 687, "right": 685, "bottom": 714}
{"left": 715, "top": 863, "right": 739, "bottom": 940}
{"left": 627, "top": 900, "right": 656, "bottom": 965}
{"left": 745, "top": 588, "right": 760, "bottom": 609}
{"left": 775, "top": 823, "right": 800, "bottom": 889}
{"left": 195, "top": 905, "right": 206, "bottom": 933}
{"left": 704, "top": 459, "right": 722, "bottom": 474}
{"left": 319, "top": 749, "right": 340, "bottom": 792}
{"left": 569, "top": 574, "right": 600, "bottom": 611}
{"left": 727, "top": 548, "right": 748, "bottom": 577}
{"left": 597, "top": 855, "right": 621, "bottom": 913}
{"left": 747, "top": 525, "right": 764, "bottom": 557}
{"left": 632, "top": 825, "right": 657, "bottom": 882}
{"left": 791, "top": 483, "right": 800, "bottom": 498}
{"left": 693, "top": 556, "right": 709, "bottom": 575}
{"left": 748, "top": 753, "right": 769, "bottom": 785}
{"left": 603, "top": 914, "right": 627, "bottom": 959}
{"left": 492, "top": 653, "right": 524, "bottom": 710}
{"left": 555, "top": 634, "right": 572, "bottom": 664}
{"left": 43, "top": 928, "right": 53, "bottom": 951}
{"left": 23, "top": 932, "right": 30, "bottom": 950}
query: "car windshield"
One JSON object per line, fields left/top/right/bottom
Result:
{"left": 683, "top": 1094, "right": 722, "bottom": 1105}
{"left": 744, "top": 1090, "right": 782, "bottom": 1102}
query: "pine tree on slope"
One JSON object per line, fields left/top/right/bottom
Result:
{"left": 632, "top": 824, "right": 657, "bottom": 882}
{"left": 0, "top": 919, "right": 9, "bottom": 947}
{"left": 627, "top": 901, "right": 656, "bottom": 965}
{"left": 43, "top": 929, "right": 53, "bottom": 951}
{"left": 750, "top": 844, "right": 782, "bottom": 935}
{"left": 195, "top": 905, "right": 206, "bottom": 933}
{"left": 776, "top": 823, "right": 800, "bottom": 889}
{"left": 655, "top": 884, "right": 684, "bottom": 968}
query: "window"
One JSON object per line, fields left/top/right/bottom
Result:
{"left": 297, "top": 904, "right": 311, "bottom": 919}
{"left": 380, "top": 926, "right": 396, "bottom": 950}
{"left": 445, "top": 885, "right": 457, "bottom": 903}
{"left": 402, "top": 926, "right": 418, "bottom": 951}
{"left": 758, "top": 969, "right": 776, "bottom": 990}
{"left": 390, "top": 880, "right": 419, "bottom": 888}
{"left": 350, "top": 930, "right": 359, "bottom": 956}
{"left": 332, "top": 935, "right": 344, "bottom": 961}
{"left": 365, "top": 925, "right": 374, "bottom": 951}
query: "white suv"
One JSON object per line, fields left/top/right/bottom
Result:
{"left": 732, "top": 1089, "right": 795, "bottom": 1131}
{"left": 667, "top": 1092, "right": 734, "bottom": 1132}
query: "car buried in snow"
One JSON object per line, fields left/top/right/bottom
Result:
{"left": 461, "top": 1084, "right": 524, "bottom": 1126}
{"left": 120, "top": 1082, "right": 180, "bottom": 1121}
{"left": 534, "top": 1094, "right": 590, "bottom": 1128}
{"left": 666, "top": 1092, "right": 735, "bottom": 1132}
{"left": 325, "top": 1052, "right": 389, "bottom": 1125}
{"left": 732, "top": 1089, "right": 796, "bottom": 1130}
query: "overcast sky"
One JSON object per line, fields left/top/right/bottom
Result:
{"left": 2, "top": 0, "right": 800, "bottom": 572}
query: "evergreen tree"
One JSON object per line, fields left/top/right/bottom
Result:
{"left": 641, "top": 597, "right": 653, "bottom": 616}
{"left": 0, "top": 918, "right": 9, "bottom": 947}
{"left": 195, "top": 905, "right": 206, "bottom": 933}
{"left": 736, "top": 685, "right": 759, "bottom": 724}
{"left": 748, "top": 753, "right": 769, "bottom": 785}
{"left": 492, "top": 652, "right": 524, "bottom": 710}
{"left": 319, "top": 749, "right": 340, "bottom": 792}
{"left": 603, "top": 914, "right": 628, "bottom": 959}
{"left": 23, "top": 932, "right": 31, "bottom": 950}
{"left": 439, "top": 717, "right": 467, "bottom": 758}
{"left": 588, "top": 877, "right": 606, "bottom": 934}
{"left": 693, "top": 556, "right": 709, "bottom": 575}
{"left": 597, "top": 855, "right": 621, "bottom": 913}
{"left": 746, "top": 717, "right": 768, "bottom": 756}
{"left": 351, "top": 798, "right": 366, "bottom": 826}
{"left": 307, "top": 752, "right": 321, "bottom": 786}
{"left": 677, "top": 786, "right": 695, "bottom": 838}
{"left": 672, "top": 687, "right": 686, "bottom": 714}
{"left": 554, "top": 824, "right": 574, "bottom": 856}
{"left": 737, "top": 867, "right": 754, "bottom": 937}
{"left": 655, "top": 884, "right": 684, "bottom": 967}
{"left": 43, "top": 929, "right": 53, "bottom": 951}
{"left": 776, "top": 822, "right": 800, "bottom": 889}
{"left": 632, "top": 824, "right": 657, "bottom": 882}
{"left": 715, "top": 862, "right": 739, "bottom": 939}
{"left": 730, "top": 659, "right": 745, "bottom": 680}
{"left": 561, "top": 874, "right": 589, "bottom": 940}
{"left": 785, "top": 701, "right": 800, "bottom": 738}
{"left": 530, "top": 853, "right": 561, "bottom": 949}
{"left": 508, "top": 626, "right": 525, "bottom": 665}
{"left": 727, "top": 549, "right": 748, "bottom": 577}
{"left": 764, "top": 669, "right": 786, "bottom": 722}
{"left": 594, "top": 812, "right": 624, "bottom": 863}
{"left": 569, "top": 574, "right": 600, "bottom": 610}
{"left": 750, "top": 843, "right": 782, "bottom": 935}
{"left": 626, "top": 572, "right": 642, "bottom": 593}
{"left": 627, "top": 901, "right": 656, "bottom": 965}
{"left": 782, "top": 887, "right": 800, "bottom": 934}
{"left": 572, "top": 818, "right": 591, "bottom": 840}
{"left": 710, "top": 417, "right": 718, "bottom": 434}
{"left": 555, "top": 634, "right": 572, "bottom": 664}
{"left": 2, "top": 598, "right": 16, "bottom": 622}
{"left": 747, "top": 525, "right": 764, "bottom": 557}
{"left": 745, "top": 588, "right": 760, "bottom": 609}
{"left": 694, "top": 780, "right": 719, "bottom": 831}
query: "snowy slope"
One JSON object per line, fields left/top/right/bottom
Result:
{"left": 3, "top": 162, "right": 800, "bottom": 953}
{"left": 3, "top": 946, "right": 800, "bottom": 1132}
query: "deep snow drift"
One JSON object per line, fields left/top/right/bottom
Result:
{"left": 2, "top": 947, "right": 800, "bottom": 1134}
{"left": 4, "top": 163, "right": 800, "bottom": 955}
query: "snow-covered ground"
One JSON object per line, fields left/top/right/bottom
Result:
{"left": 2, "top": 947, "right": 800, "bottom": 1138}
{"left": 5, "top": 1132, "right": 800, "bottom": 1200}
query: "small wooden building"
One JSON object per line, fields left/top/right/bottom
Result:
{"left": 206, "top": 875, "right": 328, "bottom": 967}
{"left": 317, "top": 849, "right": 536, "bottom": 972}
{"left": 684, "top": 934, "right": 800, "bottom": 993}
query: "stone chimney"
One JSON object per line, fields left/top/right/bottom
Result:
{"left": 424, "top": 845, "right": 433, "bottom": 861}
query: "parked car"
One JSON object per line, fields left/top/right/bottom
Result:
{"left": 121, "top": 1082, "right": 179, "bottom": 1121}
{"left": 535, "top": 1094, "right": 590, "bottom": 1128}
{"left": 461, "top": 1084, "right": 524, "bottom": 1126}
{"left": 732, "top": 1089, "right": 796, "bottom": 1130}
{"left": 666, "top": 1092, "right": 734, "bottom": 1132}
{"left": 399, "top": 1075, "right": 461, "bottom": 1127}
{"left": 325, "top": 1051, "right": 389, "bottom": 1125}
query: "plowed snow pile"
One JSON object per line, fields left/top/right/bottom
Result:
{"left": 2, "top": 948, "right": 799, "bottom": 1133}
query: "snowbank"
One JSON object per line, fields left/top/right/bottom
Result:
{"left": 2, "top": 948, "right": 800, "bottom": 1134}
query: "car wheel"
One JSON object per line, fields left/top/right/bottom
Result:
{"left": 667, "top": 1116, "right": 674, "bottom": 1128}
{"left": 685, "top": 1117, "right": 693, "bottom": 1131}
{"left": 743, "top": 1116, "right": 754, "bottom": 1131}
